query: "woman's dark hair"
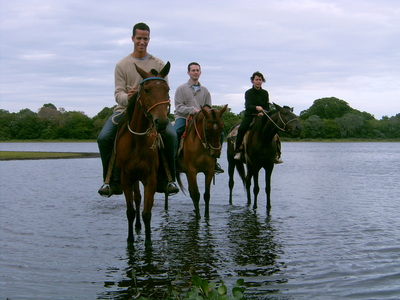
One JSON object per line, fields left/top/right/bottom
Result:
{"left": 250, "top": 71, "right": 266, "bottom": 82}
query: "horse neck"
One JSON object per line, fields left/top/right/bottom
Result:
{"left": 259, "top": 114, "right": 279, "bottom": 141}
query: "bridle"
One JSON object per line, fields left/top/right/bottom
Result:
{"left": 193, "top": 110, "right": 222, "bottom": 152}
{"left": 262, "top": 109, "right": 298, "bottom": 132}
{"left": 128, "top": 77, "right": 170, "bottom": 137}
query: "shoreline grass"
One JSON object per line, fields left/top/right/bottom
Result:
{"left": 0, "top": 151, "right": 99, "bottom": 161}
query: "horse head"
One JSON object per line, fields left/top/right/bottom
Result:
{"left": 200, "top": 104, "right": 228, "bottom": 158}
{"left": 272, "top": 103, "right": 302, "bottom": 137}
{"left": 134, "top": 62, "right": 171, "bottom": 132}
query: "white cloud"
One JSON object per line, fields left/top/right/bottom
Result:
{"left": 1, "top": 0, "right": 399, "bottom": 119}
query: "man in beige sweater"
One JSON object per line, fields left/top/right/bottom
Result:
{"left": 97, "top": 22, "right": 179, "bottom": 197}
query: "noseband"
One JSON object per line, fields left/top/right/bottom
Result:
{"left": 262, "top": 109, "right": 298, "bottom": 132}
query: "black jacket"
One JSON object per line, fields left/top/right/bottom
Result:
{"left": 244, "top": 86, "right": 270, "bottom": 116}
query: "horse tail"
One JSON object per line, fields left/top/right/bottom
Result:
{"left": 176, "top": 171, "right": 187, "bottom": 195}
{"left": 236, "top": 161, "right": 246, "bottom": 186}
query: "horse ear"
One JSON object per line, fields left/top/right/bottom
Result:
{"left": 273, "top": 102, "right": 282, "bottom": 110}
{"left": 159, "top": 61, "right": 171, "bottom": 78}
{"left": 220, "top": 104, "right": 228, "bottom": 115}
{"left": 134, "top": 64, "right": 149, "bottom": 79}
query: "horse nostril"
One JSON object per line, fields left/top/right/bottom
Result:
{"left": 154, "top": 118, "right": 168, "bottom": 132}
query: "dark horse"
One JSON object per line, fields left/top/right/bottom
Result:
{"left": 227, "top": 103, "right": 302, "bottom": 213}
{"left": 116, "top": 62, "right": 171, "bottom": 247}
{"left": 176, "top": 104, "right": 228, "bottom": 219}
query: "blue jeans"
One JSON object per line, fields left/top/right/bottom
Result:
{"left": 173, "top": 118, "right": 186, "bottom": 141}
{"left": 97, "top": 111, "right": 178, "bottom": 183}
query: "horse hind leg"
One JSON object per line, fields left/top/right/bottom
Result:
{"left": 228, "top": 161, "right": 235, "bottom": 205}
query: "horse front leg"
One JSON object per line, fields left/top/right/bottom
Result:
{"left": 121, "top": 178, "right": 135, "bottom": 245}
{"left": 204, "top": 172, "right": 213, "bottom": 218}
{"left": 253, "top": 171, "right": 260, "bottom": 210}
{"left": 187, "top": 171, "right": 201, "bottom": 219}
{"left": 142, "top": 179, "right": 156, "bottom": 248}
{"left": 265, "top": 165, "right": 274, "bottom": 214}
{"left": 132, "top": 181, "right": 141, "bottom": 230}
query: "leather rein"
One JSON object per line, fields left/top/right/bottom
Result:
{"left": 262, "top": 109, "right": 298, "bottom": 132}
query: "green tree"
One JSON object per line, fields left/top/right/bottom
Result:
{"left": 9, "top": 109, "right": 47, "bottom": 139}
{"left": 60, "top": 111, "right": 94, "bottom": 139}
{"left": 302, "top": 115, "right": 324, "bottom": 138}
{"left": 300, "top": 97, "right": 354, "bottom": 120}
{"left": 335, "top": 113, "right": 365, "bottom": 138}
{"left": 0, "top": 109, "right": 13, "bottom": 140}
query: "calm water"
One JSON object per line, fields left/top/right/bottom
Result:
{"left": 1, "top": 142, "right": 399, "bottom": 299}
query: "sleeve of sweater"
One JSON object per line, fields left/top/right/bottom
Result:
{"left": 114, "top": 63, "right": 129, "bottom": 107}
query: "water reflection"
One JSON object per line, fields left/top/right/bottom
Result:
{"left": 98, "top": 207, "right": 286, "bottom": 299}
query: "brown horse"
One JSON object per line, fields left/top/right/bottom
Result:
{"left": 227, "top": 103, "right": 302, "bottom": 213}
{"left": 116, "top": 62, "right": 171, "bottom": 247}
{"left": 176, "top": 104, "right": 228, "bottom": 218}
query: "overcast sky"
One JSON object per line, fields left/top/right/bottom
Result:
{"left": 1, "top": 0, "right": 399, "bottom": 119}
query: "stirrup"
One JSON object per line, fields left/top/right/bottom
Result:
{"left": 98, "top": 183, "right": 112, "bottom": 198}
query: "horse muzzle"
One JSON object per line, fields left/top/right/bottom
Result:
{"left": 153, "top": 118, "right": 168, "bottom": 133}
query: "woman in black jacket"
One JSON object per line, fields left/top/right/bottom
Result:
{"left": 234, "top": 71, "right": 282, "bottom": 163}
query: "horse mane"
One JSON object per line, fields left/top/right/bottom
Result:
{"left": 118, "top": 92, "right": 138, "bottom": 128}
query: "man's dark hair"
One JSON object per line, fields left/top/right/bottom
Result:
{"left": 250, "top": 71, "right": 266, "bottom": 82}
{"left": 132, "top": 22, "right": 150, "bottom": 36}
{"left": 188, "top": 62, "right": 201, "bottom": 72}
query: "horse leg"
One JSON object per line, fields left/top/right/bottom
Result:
{"left": 265, "top": 165, "right": 274, "bottom": 214}
{"left": 187, "top": 171, "right": 201, "bottom": 219}
{"left": 253, "top": 171, "right": 260, "bottom": 210}
{"left": 245, "top": 172, "right": 253, "bottom": 206}
{"left": 204, "top": 172, "right": 213, "bottom": 218}
{"left": 228, "top": 160, "right": 235, "bottom": 205}
{"left": 142, "top": 181, "right": 156, "bottom": 248}
{"left": 121, "top": 179, "right": 135, "bottom": 245}
{"left": 132, "top": 181, "right": 141, "bottom": 230}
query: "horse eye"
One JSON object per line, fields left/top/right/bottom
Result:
{"left": 144, "top": 88, "right": 150, "bottom": 94}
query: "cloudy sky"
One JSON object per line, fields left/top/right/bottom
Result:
{"left": 1, "top": 0, "right": 399, "bottom": 119}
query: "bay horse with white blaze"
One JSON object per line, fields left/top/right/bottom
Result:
{"left": 176, "top": 104, "right": 228, "bottom": 218}
{"left": 227, "top": 103, "right": 302, "bottom": 213}
{"left": 116, "top": 62, "right": 171, "bottom": 247}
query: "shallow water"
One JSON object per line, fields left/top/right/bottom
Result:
{"left": 1, "top": 142, "right": 399, "bottom": 299}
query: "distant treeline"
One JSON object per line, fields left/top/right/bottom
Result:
{"left": 1, "top": 97, "right": 399, "bottom": 140}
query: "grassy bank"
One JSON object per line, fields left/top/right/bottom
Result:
{"left": 0, "top": 151, "right": 99, "bottom": 160}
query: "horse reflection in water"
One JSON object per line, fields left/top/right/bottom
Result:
{"left": 227, "top": 103, "right": 302, "bottom": 213}
{"left": 176, "top": 104, "right": 228, "bottom": 218}
{"left": 116, "top": 62, "right": 171, "bottom": 247}
{"left": 99, "top": 206, "right": 283, "bottom": 299}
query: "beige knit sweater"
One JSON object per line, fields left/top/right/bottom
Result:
{"left": 113, "top": 54, "right": 166, "bottom": 112}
